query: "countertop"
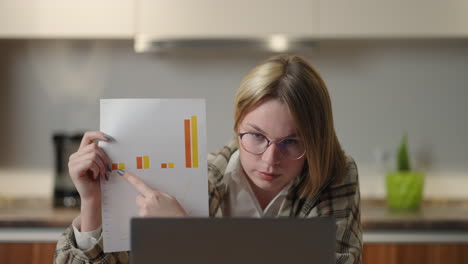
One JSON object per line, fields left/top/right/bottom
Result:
{"left": 0, "top": 198, "right": 78, "bottom": 228}
{"left": 1, "top": 198, "right": 468, "bottom": 230}
{"left": 361, "top": 199, "right": 468, "bottom": 231}
{"left": 1, "top": 198, "right": 468, "bottom": 243}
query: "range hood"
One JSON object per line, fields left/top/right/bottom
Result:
{"left": 134, "top": 0, "right": 320, "bottom": 53}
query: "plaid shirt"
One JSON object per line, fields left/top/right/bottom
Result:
{"left": 55, "top": 140, "right": 362, "bottom": 264}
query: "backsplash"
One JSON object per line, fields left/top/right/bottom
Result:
{"left": 0, "top": 39, "right": 467, "bottom": 199}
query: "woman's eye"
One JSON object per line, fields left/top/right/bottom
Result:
{"left": 282, "top": 139, "right": 299, "bottom": 145}
{"left": 251, "top": 133, "right": 265, "bottom": 139}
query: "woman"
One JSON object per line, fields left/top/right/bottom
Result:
{"left": 55, "top": 55, "right": 362, "bottom": 263}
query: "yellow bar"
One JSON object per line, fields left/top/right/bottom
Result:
{"left": 168, "top": 162, "right": 174, "bottom": 168}
{"left": 143, "top": 156, "right": 150, "bottom": 169}
{"left": 191, "top": 116, "right": 198, "bottom": 168}
{"left": 118, "top": 163, "right": 125, "bottom": 170}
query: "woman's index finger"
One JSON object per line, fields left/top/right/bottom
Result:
{"left": 119, "top": 170, "right": 154, "bottom": 196}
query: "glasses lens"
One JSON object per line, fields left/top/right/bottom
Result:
{"left": 240, "top": 133, "right": 268, "bottom": 154}
{"left": 277, "top": 139, "right": 305, "bottom": 160}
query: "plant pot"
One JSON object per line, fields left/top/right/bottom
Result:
{"left": 386, "top": 171, "right": 424, "bottom": 211}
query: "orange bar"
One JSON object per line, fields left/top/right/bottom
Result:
{"left": 184, "top": 119, "right": 192, "bottom": 168}
{"left": 112, "top": 163, "right": 118, "bottom": 170}
{"left": 161, "top": 163, "right": 167, "bottom": 168}
{"left": 136, "top": 157, "right": 143, "bottom": 169}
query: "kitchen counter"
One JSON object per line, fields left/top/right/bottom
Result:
{"left": 0, "top": 198, "right": 78, "bottom": 228}
{"left": 361, "top": 199, "right": 468, "bottom": 231}
{"left": 0, "top": 198, "right": 78, "bottom": 242}
{"left": 2, "top": 198, "right": 468, "bottom": 229}
{"left": 360, "top": 199, "right": 468, "bottom": 243}
{"left": 1, "top": 198, "right": 468, "bottom": 242}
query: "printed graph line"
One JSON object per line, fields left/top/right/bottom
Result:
{"left": 119, "top": 232, "right": 129, "bottom": 241}
{"left": 180, "top": 174, "right": 193, "bottom": 207}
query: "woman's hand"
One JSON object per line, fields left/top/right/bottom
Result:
{"left": 68, "top": 131, "right": 112, "bottom": 202}
{"left": 118, "top": 170, "right": 189, "bottom": 217}
{"left": 68, "top": 131, "right": 112, "bottom": 231}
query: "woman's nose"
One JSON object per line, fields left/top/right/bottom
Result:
{"left": 261, "top": 143, "right": 281, "bottom": 165}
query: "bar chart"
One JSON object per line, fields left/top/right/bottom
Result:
{"left": 100, "top": 98, "right": 208, "bottom": 253}
{"left": 109, "top": 116, "right": 199, "bottom": 171}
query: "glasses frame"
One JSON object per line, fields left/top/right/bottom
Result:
{"left": 238, "top": 132, "right": 306, "bottom": 160}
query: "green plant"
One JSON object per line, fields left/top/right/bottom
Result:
{"left": 397, "top": 135, "right": 411, "bottom": 171}
{"left": 386, "top": 134, "right": 424, "bottom": 211}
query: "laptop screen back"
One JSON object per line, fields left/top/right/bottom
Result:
{"left": 131, "top": 217, "right": 335, "bottom": 264}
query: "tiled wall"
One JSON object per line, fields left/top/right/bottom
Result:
{"left": 0, "top": 39, "right": 467, "bottom": 198}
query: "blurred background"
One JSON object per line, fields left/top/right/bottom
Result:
{"left": 0, "top": 0, "right": 467, "bottom": 263}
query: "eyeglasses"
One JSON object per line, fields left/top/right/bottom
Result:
{"left": 238, "top": 132, "right": 306, "bottom": 160}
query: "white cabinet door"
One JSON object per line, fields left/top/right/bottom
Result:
{"left": 0, "top": 0, "right": 134, "bottom": 38}
{"left": 319, "top": 0, "right": 468, "bottom": 38}
{"left": 136, "top": 0, "right": 320, "bottom": 40}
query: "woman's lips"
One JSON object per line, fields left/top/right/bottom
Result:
{"left": 257, "top": 171, "right": 280, "bottom": 181}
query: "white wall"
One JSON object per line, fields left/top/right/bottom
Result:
{"left": 0, "top": 39, "right": 467, "bottom": 198}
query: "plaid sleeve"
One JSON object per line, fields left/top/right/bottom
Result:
{"left": 334, "top": 159, "right": 362, "bottom": 264}
{"left": 54, "top": 224, "right": 129, "bottom": 264}
{"left": 207, "top": 139, "right": 238, "bottom": 217}
{"left": 312, "top": 157, "right": 362, "bottom": 264}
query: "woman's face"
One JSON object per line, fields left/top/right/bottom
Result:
{"left": 238, "top": 99, "right": 306, "bottom": 196}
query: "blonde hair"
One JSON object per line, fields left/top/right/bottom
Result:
{"left": 234, "top": 55, "right": 346, "bottom": 200}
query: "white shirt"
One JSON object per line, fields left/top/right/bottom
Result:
{"left": 224, "top": 150, "right": 292, "bottom": 217}
{"left": 73, "top": 150, "right": 292, "bottom": 250}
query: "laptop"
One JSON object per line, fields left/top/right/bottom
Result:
{"left": 131, "top": 217, "right": 336, "bottom": 264}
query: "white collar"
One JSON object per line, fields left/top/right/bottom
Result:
{"left": 224, "top": 150, "right": 292, "bottom": 217}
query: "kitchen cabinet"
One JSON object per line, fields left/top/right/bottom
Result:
{"left": 137, "top": 0, "right": 468, "bottom": 43}
{"left": 363, "top": 243, "right": 468, "bottom": 264}
{"left": 320, "top": 0, "right": 468, "bottom": 38}
{"left": 0, "top": 243, "right": 56, "bottom": 264}
{"left": 1, "top": 242, "right": 467, "bottom": 264}
{"left": 0, "top": 0, "right": 134, "bottom": 38}
{"left": 136, "top": 0, "right": 320, "bottom": 40}
{"left": 2, "top": 0, "right": 467, "bottom": 40}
